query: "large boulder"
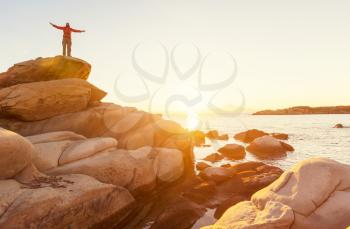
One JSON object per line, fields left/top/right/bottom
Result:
{"left": 47, "top": 149, "right": 157, "bottom": 192}
{"left": 218, "top": 144, "right": 245, "bottom": 160}
{"left": 0, "top": 128, "right": 34, "bottom": 179}
{"left": 0, "top": 56, "right": 91, "bottom": 87}
{"left": 202, "top": 200, "right": 294, "bottom": 229}
{"left": 0, "top": 174, "right": 135, "bottom": 228}
{"left": 246, "top": 136, "right": 294, "bottom": 158}
{"left": 234, "top": 129, "right": 268, "bottom": 143}
{"left": 203, "top": 158, "right": 350, "bottom": 229}
{"left": 253, "top": 158, "right": 350, "bottom": 229}
{"left": 0, "top": 78, "right": 106, "bottom": 121}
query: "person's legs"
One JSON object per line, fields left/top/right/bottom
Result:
{"left": 67, "top": 39, "right": 72, "bottom": 57}
{"left": 62, "top": 39, "right": 67, "bottom": 56}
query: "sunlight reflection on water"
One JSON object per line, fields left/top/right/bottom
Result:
{"left": 175, "top": 114, "right": 350, "bottom": 169}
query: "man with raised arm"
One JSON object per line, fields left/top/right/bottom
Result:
{"left": 50, "top": 22, "right": 85, "bottom": 57}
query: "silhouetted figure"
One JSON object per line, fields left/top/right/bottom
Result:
{"left": 50, "top": 22, "right": 85, "bottom": 57}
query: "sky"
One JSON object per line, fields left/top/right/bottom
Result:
{"left": 1, "top": 0, "right": 350, "bottom": 114}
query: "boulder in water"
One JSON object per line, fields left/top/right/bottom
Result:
{"left": 234, "top": 129, "right": 268, "bottom": 143}
{"left": 246, "top": 135, "right": 294, "bottom": 158}
{"left": 334, "top": 123, "right": 344, "bottom": 128}
{"left": 218, "top": 144, "right": 245, "bottom": 160}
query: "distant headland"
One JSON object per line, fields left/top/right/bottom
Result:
{"left": 253, "top": 105, "right": 350, "bottom": 115}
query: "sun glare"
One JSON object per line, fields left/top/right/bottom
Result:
{"left": 186, "top": 110, "right": 200, "bottom": 130}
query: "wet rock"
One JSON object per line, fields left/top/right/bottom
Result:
{"left": 199, "top": 167, "right": 236, "bottom": 183}
{"left": 151, "top": 196, "right": 205, "bottom": 229}
{"left": 218, "top": 144, "right": 245, "bottom": 160}
{"left": 217, "top": 134, "right": 229, "bottom": 141}
{"left": 205, "top": 130, "right": 219, "bottom": 139}
{"left": 0, "top": 56, "right": 91, "bottom": 87}
{"left": 271, "top": 132, "right": 289, "bottom": 140}
{"left": 202, "top": 153, "right": 224, "bottom": 163}
{"left": 230, "top": 161, "right": 265, "bottom": 172}
{"left": 183, "top": 181, "right": 216, "bottom": 204}
{"left": 214, "top": 195, "right": 249, "bottom": 219}
{"left": 246, "top": 136, "right": 294, "bottom": 158}
{"left": 234, "top": 129, "right": 268, "bottom": 143}
{"left": 196, "top": 162, "right": 211, "bottom": 171}
{"left": 190, "top": 130, "right": 206, "bottom": 146}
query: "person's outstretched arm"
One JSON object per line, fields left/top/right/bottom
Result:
{"left": 70, "top": 28, "right": 86, "bottom": 33}
{"left": 50, "top": 22, "right": 64, "bottom": 30}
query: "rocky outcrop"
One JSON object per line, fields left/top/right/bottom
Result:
{"left": 0, "top": 56, "right": 91, "bottom": 87}
{"left": 203, "top": 158, "right": 350, "bottom": 229}
{"left": 253, "top": 105, "right": 350, "bottom": 115}
{"left": 246, "top": 136, "right": 294, "bottom": 158}
{"left": 0, "top": 56, "right": 194, "bottom": 228}
{"left": 0, "top": 79, "right": 106, "bottom": 121}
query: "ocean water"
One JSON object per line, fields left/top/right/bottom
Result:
{"left": 174, "top": 114, "right": 350, "bottom": 169}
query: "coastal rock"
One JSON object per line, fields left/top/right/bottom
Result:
{"left": 234, "top": 129, "right": 268, "bottom": 143}
{"left": 151, "top": 196, "right": 205, "bottom": 229}
{"left": 253, "top": 105, "right": 350, "bottom": 115}
{"left": 0, "top": 56, "right": 91, "bottom": 87}
{"left": 0, "top": 128, "right": 35, "bottom": 179}
{"left": 218, "top": 144, "right": 245, "bottom": 160}
{"left": 271, "top": 133, "right": 289, "bottom": 140}
{"left": 206, "top": 130, "right": 219, "bottom": 139}
{"left": 196, "top": 162, "right": 211, "bottom": 171}
{"left": 154, "top": 147, "right": 184, "bottom": 182}
{"left": 0, "top": 78, "right": 106, "bottom": 121}
{"left": 253, "top": 158, "right": 350, "bottom": 229}
{"left": 199, "top": 167, "right": 236, "bottom": 183}
{"left": 27, "top": 131, "right": 86, "bottom": 144}
{"left": 203, "top": 200, "right": 294, "bottom": 229}
{"left": 191, "top": 130, "right": 206, "bottom": 146}
{"left": 334, "top": 123, "right": 344, "bottom": 128}
{"left": 32, "top": 140, "right": 73, "bottom": 171}
{"left": 47, "top": 149, "right": 157, "bottom": 192}
{"left": 205, "top": 158, "right": 350, "bottom": 229}
{"left": 0, "top": 174, "right": 135, "bottom": 228}
{"left": 246, "top": 136, "right": 294, "bottom": 158}
{"left": 59, "top": 137, "right": 118, "bottom": 165}
{"left": 202, "top": 153, "right": 224, "bottom": 163}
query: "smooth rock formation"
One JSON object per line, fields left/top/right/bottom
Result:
{"left": 0, "top": 174, "right": 135, "bottom": 228}
{"left": 271, "top": 133, "right": 289, "bottom": 140}
{"left": 27, "top": 131, "right": 86, "bottom": 144}
{"left": 0, "top": 78, "right": 106, "bottom": 121}
{"left": 202, "top": 200, "right": 294, "bottom": 229}
{"left": 246, "top": 136, "right": 294, "bottom": 158}
{"left": 0, "top": 56, "right": 91, "bottom": 87}
{"left": 59, "top": 137, "right": 118, "bottom": 165}
{"left": 0, "top": 128, "right": 35, "bottom": 179}
{"left": 203, "top": 158, "right": 350, "bottom": 229}
{"left": 196, "top": 162, "right": 211, "bottom": 171}
{"left": 218, "top": 144, "right": 245, "bottom": 160}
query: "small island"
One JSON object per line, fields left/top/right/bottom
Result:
{"left": 253, "top": 105, "right": 350, "bottom": 115}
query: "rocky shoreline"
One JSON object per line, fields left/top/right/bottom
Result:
{"left": 0, "top": 56, "right": 349, "bottom": 229}
{"left": 253, "top": 105, "right": 350, "bottom": 115}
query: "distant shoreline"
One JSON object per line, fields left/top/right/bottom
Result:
{"left": 253, "top": 105, "right": 350, "bottom": 115}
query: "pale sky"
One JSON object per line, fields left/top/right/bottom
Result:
{"left": 1, "top": 0, "right": 350, "bottom": 114}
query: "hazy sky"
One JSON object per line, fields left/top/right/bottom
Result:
{"left": 1, "top": 0, "right": 350, "bottom": 114}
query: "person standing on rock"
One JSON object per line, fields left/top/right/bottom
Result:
{"left": 50, "top": 22, "right": 85, "bottom": 57}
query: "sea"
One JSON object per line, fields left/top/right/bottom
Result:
{"left": 173, "top": 114, "right": 350, "bottom": 170}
